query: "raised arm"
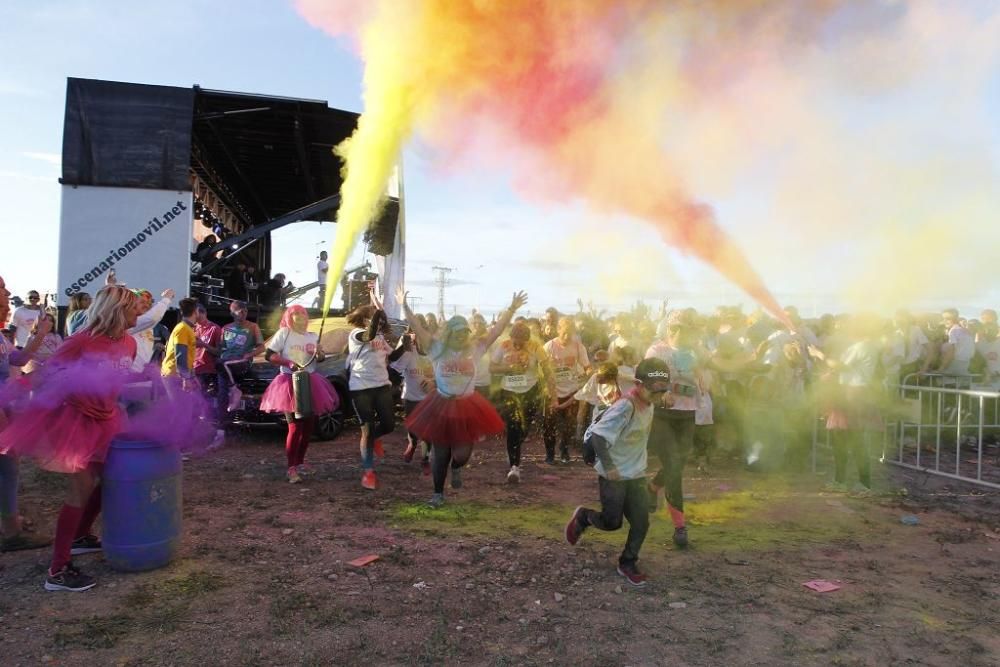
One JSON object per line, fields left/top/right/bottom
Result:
{"left": 395, "top": 286, "right": 433, "bottom": 352}
{"left": 482, "top": 291, "right": 528, "bottom": 349}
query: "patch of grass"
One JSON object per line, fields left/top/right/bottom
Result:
{"left": 390, "top": 478, "right": 869, "bottom": 553}
{"left": 54, "top": 614, "right": 135, "bottom": 649}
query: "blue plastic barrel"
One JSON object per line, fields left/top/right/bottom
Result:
{"left": 102, "top": 438, "right": 182, "bottom": 572}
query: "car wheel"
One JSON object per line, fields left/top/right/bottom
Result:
{"left": 316, "top": 407, "right": 345, "bottom": 440}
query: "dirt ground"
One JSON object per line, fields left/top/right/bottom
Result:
{"left": 2, "top": 425, "right": 999, "bottom": 667}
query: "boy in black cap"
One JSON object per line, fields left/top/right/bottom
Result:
{"left": 564, "top": 357, "right": 671, "bottom": 586}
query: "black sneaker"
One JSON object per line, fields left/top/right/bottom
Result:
{"left": 673, "top": 526, "right": 689, "bottom": 549}
{"left": 45, "top": 563, "right": 96, "bottom": 592}
{"left": 560, "top": 451, "right": 571, "bottom": 464}
{"left": 616, "top": 562, "right": 648, "bottom": 587}
{"left": 545, "top": 455, "right": 556, "bottom": 465}
{"left": 565, "top": 507, "right": 587, "bottom": 546}
{"left": 71, "top": 534, "right": 103, "bottom": 555}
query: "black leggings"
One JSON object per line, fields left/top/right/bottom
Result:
{"left": 648, "top": 410, "right": 695, "bottom": 512}
{"left": 351, "top": 385, "right": 395, "bottom": 468}
{"left": 497, "top": 385, "right": 541, "bottom": 467}
{"left": 431, "top": 444, "right": 472, "bottom": 494}
{"left": 831, "top": 429, "right": 872, "bottom": 488}
{"left": 543, "top": 395, "right": 577, "bottom": 458}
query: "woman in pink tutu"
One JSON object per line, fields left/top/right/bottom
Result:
{"left": 0, "top": 284, "right": 141, "bottom": 591}
{"left": 260, "top": 305, "right": 339, "bottom": 483}
{"left": 396, "top": 286, "right": 527, "bottom": 507}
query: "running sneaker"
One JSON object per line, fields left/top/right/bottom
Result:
{"left": 403, "top": 441, "right": 416, "bottom": 463}
{"left": 361, "top": 470, "right": 378, "bottom": 490}
{"left": 374, "top": 439, "right": 385, "bottom": 462}
{"left": 45, "top": 563, "right": 96, "bottom": 592}
{"left": 565, "top": 507, "right": 587, "bottom": 546}
{"left": 672, "top": 526, "right": 689, "bottom": 549}
{"left": 206, "top": 429, "right": 225, "bottom": 451}
{"left": 421, "top": 459, "right": 431, "bottom": 477}
{"left": 70, "top": 534, "right": 102, "bottom": 555}
{"left": 450, "top": 467, "right": 463, "bottom": 489}
{"left": 545, "top": 455, "right": 556, "bottom": 465}
{"left": 287, "top": 467, "right": 302, "bottom": 484}
{"left": 560, "top": 450, "right": 571, "bottom": 464}
{"left": 506, "top": 465, "right": 521, "bottom": 484}
{"left": 616, "top": 562, "right": 648, "bottom": 587}
{"left": 428, "top": 493, "right": 445, "bottom": 508}
{"left": 297, "top": 463, "right": 315, "bottom": 476}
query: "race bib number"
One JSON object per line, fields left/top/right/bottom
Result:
{"left": 503, "top": 374, "right": 529, "bottom": 391}
{"left": 554, "top": 368, "right": 575, "bottom": 384}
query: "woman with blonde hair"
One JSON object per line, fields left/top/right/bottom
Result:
{"left": 64, "top": 292, "right": 91, "bottom": 336}
{"left": 0, "top": 284, "right": 141, "bottom": 591}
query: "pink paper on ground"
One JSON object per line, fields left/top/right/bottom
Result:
{"left": 348, "top": 554, "right": 380, "bottom": 568}
{"left": 803, "top": 580, "right": 841, "bottom": 593}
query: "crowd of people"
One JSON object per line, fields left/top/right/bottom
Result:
{"left": 3, "top": 267, "right": 999, "bottom": 590}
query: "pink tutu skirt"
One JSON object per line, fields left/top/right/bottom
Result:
{"left": 404, "top": 390, "right": 505, "bottom": 446}
{"left": 260, "top": 372, "right": 339, "bottom": 415}
{"left": 0, "top": 401, "right": 123, "bottom": 473}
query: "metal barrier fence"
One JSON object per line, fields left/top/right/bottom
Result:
{"left": 806, "top": 374, "right": 1000, "bottom": 490}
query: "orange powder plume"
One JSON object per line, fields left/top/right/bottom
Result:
{"left": 297, "top": 0, "right": 871, "bottom": 323}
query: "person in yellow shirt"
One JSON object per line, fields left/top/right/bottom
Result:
{"left": 161, "top": 298, "right": 199, "bottom": 396}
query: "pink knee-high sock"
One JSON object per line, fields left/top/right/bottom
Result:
{"left": 51, "top": 504, "right": 83, "bottom": 574}
{"left": 75, "top": 485, "right": 102, "bottom": 539}
{"left": 296, "top": 418, "right": 315, "bottom": 466}
{"left": 285, "top": 421, "right": 301, "bottom": 468}
{"left": 667, "top": 504, "right": 686, "bottom": 529}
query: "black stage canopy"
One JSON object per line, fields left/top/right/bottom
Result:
{"left": 61, "top": 77, "right": 360, "bottom": 229}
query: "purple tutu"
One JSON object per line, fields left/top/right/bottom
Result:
{"left": 260, "top": 372, "right": 339, "bottom": 414}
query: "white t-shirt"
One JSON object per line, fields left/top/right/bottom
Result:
{"left": 543, "top": 338, "right": 589, "bottom": 398}
{"left": 645, "top": 341, "right": 700, "bottom": 411}
{"left": 346, "top": 328, "right": 391, "bottom": 390}
{"left": 391, "top": 349, "right": 434, "bottom": 401}
{"left": 317, "top": 260, "right": 329, "bottom": 286}
{"left": 431, "top": 340, "right": 485, "bottom": 398}
{"left": 474, "top": 343, "right": 493, "bottom": 388}
{"left": 11, "top": 307, "right": 41, "bottom": 347}
{"left": 948, "top": 325, "right": 975, "bottom": 363}
{"left": 976, "top": 339, "right": 1000, "bottom": 377}
{"left": 902, "top": 325, "right": 929, "bottom": 365}
{"left": 491, "top": 339, "right": 545, "bottom": 394}
{"left": 839, "top": 340, "right": 880, "bottom": 387}
{"left": 267, "top": 327, "right": 320, "bottom": 374}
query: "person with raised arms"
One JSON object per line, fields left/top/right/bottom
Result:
{"left": 397, "top": 286, "right": 527, "bottom": 507}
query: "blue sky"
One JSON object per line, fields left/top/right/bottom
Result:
{"left": 1, "top": 1, "right": 998, "bottom": 319}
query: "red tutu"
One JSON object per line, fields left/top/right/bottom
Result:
{"left": 404, "top": 390, "right": 505, "bottom": 446}
{"left": 260, "top": 372, "right": 339, "bottom": 414}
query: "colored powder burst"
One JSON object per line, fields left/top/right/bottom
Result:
{"left": 300, "top": 0, "right": 796, "bottom": 320}
{"left": 302, "top": 1, "right": 997, "bottom": 318}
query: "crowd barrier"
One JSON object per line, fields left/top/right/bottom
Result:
{"left": 805, "top": 373, "right": 1000, "bottom": 490}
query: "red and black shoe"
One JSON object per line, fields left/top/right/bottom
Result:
{"left": 616, "top": 562, "right": 648, "bottom": 587}
{"left": 565, "top": 507, "right": 587, "bottom": 546}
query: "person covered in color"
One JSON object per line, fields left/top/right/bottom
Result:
{"left": 398, "top": 286, "right": 527, "bottom": 507}
{"left": 0, "top": 284, "right": 141, "bottom": 591}
{"left": 543, "top": 317, "right": 591, "bottom": 463}
{"left": 215, "top": 300, "right": 265, "bottom": 431}
{"left": 564, "top": 357, "right": 671, "bottom": 587}
{"left": 0, "top": 273, "right": 54, "bottom": 554}
{"left": 491, "top": 321, "right": 557, "bottom": 484}
{"left": 346, "top": 295, "right": 402, "bottom": 490}
{"left": 261, "top": 305, "right": 339, "bottom": 483}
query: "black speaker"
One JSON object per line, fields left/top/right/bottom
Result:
{"left": 364, "top": 198, "right": 400, "bottom": 256}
